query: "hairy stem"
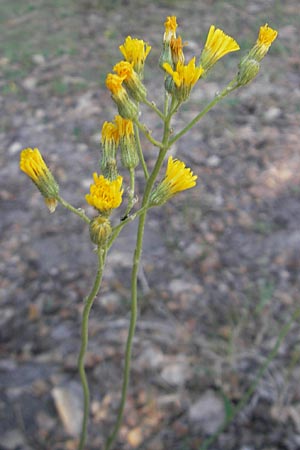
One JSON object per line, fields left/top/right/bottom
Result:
{"left": 104, "top": 99, "right": 173, "bottom": 450}
{"left": 77, "top": 247, "right": 106, "bottom": 450}
{"left": 57, "top": 195, "right": 90, "bottom": 224}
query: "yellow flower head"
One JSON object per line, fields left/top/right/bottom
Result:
{"left": 237, "top": 24, "right": 278, "bottom": 86}
{"left": 101, "top": 121, "right": 119, "bottom": 146}
{"left": 115, "top": 115, "right": 134, "bottom": 138}
{"left": 106, "top": 73, "right": 126, "bottom": 96}
{"left": 115, "top": 115, "right": 138, "bottom": 169}
{"left": 250, "top": 24, "right": 278, "bottom": 61}
{"left": 164, "top": 16, "right": 178, "bottom": 43}
{"left": 85, "top": 173, "right": 123, "bottom": 213}
{"left": 163, "top": 57, "right": 204, "bottom": 102}
{"left": 100, "top": 121, "right": 119, "bottom": 180}
{"left": 200, "top": 25, "right": 240, "bottom": 72}
{"left": 170, "top": 36, "right": 186, "bottom": 65}
{"left": 113, "top": 61, "right": 147, "bottom": 102}
{"left": 106, "top": 73, "right": 138, "bottom": 119}
{"left": 20, "top": 147, "right": 59, "bottom": 212}
{"left": 119, "top": 36, "right": 151, "bottom": 76}
{"left": 150, "top": 156, "right": 197, "bottom": 206}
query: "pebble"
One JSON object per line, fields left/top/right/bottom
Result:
{"left": 52, "top": 382, "right": 83, "bottom": 437}
{"left": 32, "top": 53, "right": 46, "bottom": 65}
{"left": 188, "top": 390, "right": 225, "bottom": 434}
{"left": 206, "top": 155, "right": 221, "bottom": 168}
{"left": 8, "top": 141, "right": 22, "bottom": 155}
{"left": 264, "top": 107, "right": 281, "bottom": 122}
{"left": 160, "top": 358, "right": 191, "bottom": 387}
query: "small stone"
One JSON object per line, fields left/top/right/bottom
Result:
{"left": 188, "top": 390, "right": 225, "bottom": 434}
{"left": 160, "top": 358, "right": 191, "bottom": 387}
{"left": 32, "top": 53, "right": 46, "bottom": 65}
{"left": 52, "top": 383, "right": 83, "bottom": 437}
{"left": 169, "top": 279, "right": 191, "bottom": 295}
{"left": 264, "top": 107, "right": 281, "bottom": 122}
{"left": 22, "top": 77, "right": 37, "bottom": 90}
{"left": 206, "top": 155, "right": 221, "bottom": 168}
{"left": 137, "top": 346, "right": 164, "bottom": 370}
{"left": 127, "top": 427, "right": 143, "bottom": 448}
{"left": 8, "top": 141, "right": 22, "bottom": 155}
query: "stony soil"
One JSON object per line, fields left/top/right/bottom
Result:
{"left": 1, "top": 1, "right": 300, "bottom": 449}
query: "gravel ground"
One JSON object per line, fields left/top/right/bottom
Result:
{"left": 1, "top": 1, "right": 300, "bottom": 449}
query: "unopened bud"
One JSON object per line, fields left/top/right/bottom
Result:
{"left": 89, "top": 216, "right": 112, "bottom": 247}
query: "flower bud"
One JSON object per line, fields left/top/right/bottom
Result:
{"left": 89, "top": 216, "right": 112, "bottom": 247}
{"left": 20, "top": 148, "right": 59, "bottom": 213}
{"left": 237, "top": 57, "right": 260, "bottom": 86}
{"left": 115, "top": 115, "right": 139, "bottom": 169}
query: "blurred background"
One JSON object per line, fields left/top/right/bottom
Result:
{"left": 1, "top": 0, "right": 300, "bottom": 449}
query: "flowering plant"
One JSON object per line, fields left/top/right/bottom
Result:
{"left": 20, "top": 16, "right": 277, "bottom": 450}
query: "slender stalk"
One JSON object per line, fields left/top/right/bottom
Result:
{"left": 77, "top": 247, "right": 106, "bottom": 450}
{"left": 122, "top": 168, "right": 136, "bottom": 220}
{"left": 57, "top": 195, "right": 90, "bottom": 224}
{"left": 143, "top": 97, "right": 165, "bottom": 120}
{"left": 169, "top": 85, "right": 237, "bottom": 147}
{"left": 134, "top": 122, "right": 149, "bottom": 179}
{"left": 134, "top": 120, "right": 164, "bottom": 149}
{"left": 104, "top": 98, "right": 174, "bottom": 450}
{"left": 199, "top": 307, "right": 300, "bottom": 450}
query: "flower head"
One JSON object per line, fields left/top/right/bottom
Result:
{"left": 89, "top": 216, "right": 112, "bottom": 246}
{"left": 100, "top": 121, "right": 119, "bottom": 180}
{"left": 200, "top": 25, "right": 240, "bottom": 72}
{"left": 85, "top": 173, "right": 123, "bottom": 213}
{"left": 119, "top": 36, "right": 151, "bottom": 76}
{"left": 237, "top": 24, "right": 278, "bottom": 86}
{"left": 163, "top": 16, "right": 178, "bottom": 43}
{"left": 163, "top": 57, "right": 204, "bottom": 102}
{"left": 170, "top": 36, "right": 186, "bottom": 65}
{"left": 115, "top": 115, "right": 138, "bottom": 169}
{"left": 113, "top": 61, "right": 147, "bottom": 102}
{"left": 250, "top": 24, "right": 278, "bottom": 61}
{"left": 106, "top": 73, "right": 138, "bottom": 119}
{"left": 20, "top": 147, "right": 59, "bottom": 212}
{"left": 150, "top": 156, "right": 197, "bottom": 206}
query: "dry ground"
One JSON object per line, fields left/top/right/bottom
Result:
{"left": 1, "top": 0, "right": 300, "bottom": 449}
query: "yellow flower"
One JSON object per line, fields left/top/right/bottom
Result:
{"left": 119, "top": 36, "right": 151, "bottom": 76}
{"left": 106, "top": 73, "right": 138, "bottom": 119}
{"left": 115, "top": 115, "right": 134, "bottom": 137}
{"left": 150, "top": 156, "right": 197, "bottom": 205}
{"left": 200, "top": 25, "right": 240, "bottom": 72}
{"left": 100, "top": 121, "right": 119, "bottom": 180}
{"left": 101, "top": 121, "right": 119, "bottom": 146}
{"left": 163, "top": 57, "right": 204, "bottom": 102}
{"left": 113, "top": 61, "right": 147, "bottom": 102}
{"left": 164, "top": 16, "right": 178, "bottom": 43}
{"left": 20, "top": 148, "right": 59, "bottom": 212}
{"left": 115, "top": 115, "right": 138, "bottom": 169}
{"left": 85, "top": 173, "right": 123, "bottom": 213}
{"left": 237, "top": 24, "right": 278, "bottom": 86}
{"left": 170, "top": 36, "right": 186, "bottom": 65}
{"left": 250, "top": 24, "right": 278, "bottom": 61}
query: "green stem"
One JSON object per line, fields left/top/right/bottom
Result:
{"left": 122, "top": 168, "right": 136, "bottom": 220}
{"left": 105, "top": 103, "right": 173, "bottom": 450}
{"left": 57, "top": 195, "right": 90, "bottom": 224}
{"left": 199, "top": 307, "right": 300, "bottom": 450}
{"left": 169, "top": 85, "right": 237, "bottom": 147}
{"left": 143, "top": 97, "right": 165, "bottom": 120}
{"left": 77, "top": 247, "right": 106, "bottom": 450}
{"left": 134, "top": 122, "right": 149, "bottom": 179}
{"left": 134, "top": 120, "right": 164, "bottom": 149}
